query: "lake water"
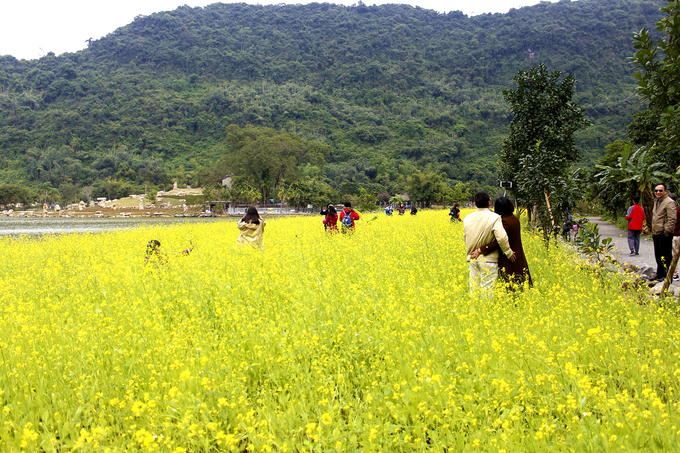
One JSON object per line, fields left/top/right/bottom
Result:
{"left": 0, "top": 216, "right": 230, "bottom": 237}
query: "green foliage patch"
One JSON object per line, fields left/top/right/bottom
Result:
{"left": 0, "top": 0, "right": 667, "bottom": 204}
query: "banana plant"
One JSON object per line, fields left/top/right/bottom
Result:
{"left": 595, "top": 145, "right": 671, "bottom": 231}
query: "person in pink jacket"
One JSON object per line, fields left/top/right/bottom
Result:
{"left": 625, "top": 195, "right": 645, "bottom": 256}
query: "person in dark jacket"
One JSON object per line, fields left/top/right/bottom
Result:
{"left": 562, "top": 210, "right": 573, "bottom": 241}
{"left": 323, "top": 205, "right": 339, "bottom": 233}
{"left": 320, "top": 204, "right": 333, "bottom": 230}
{"left": 449, "top": 204, "right": 460, "bottom": 222}
{"left": 652, "top": 183, "right": 677, "bottom": 281}
{"left": 471, "top": 197, "right": 532, "bottom": 289}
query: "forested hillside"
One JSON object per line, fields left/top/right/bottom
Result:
{"left": 0, "top": 0, "right": 665, "bottom": 203}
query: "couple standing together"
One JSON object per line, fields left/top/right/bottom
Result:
{"left": 463, "top": 190, "right": 532, "bottom": 293}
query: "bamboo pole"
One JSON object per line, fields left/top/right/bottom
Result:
{"left": 660, "top": 247, "right": 679, "bottom": 298}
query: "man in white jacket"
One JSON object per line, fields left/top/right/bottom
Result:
{"left": 463, "top": 190, "right": 515, "bottom": 293}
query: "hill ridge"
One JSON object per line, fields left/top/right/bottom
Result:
{"left": 0, "top": 0, "right": 666, "bottom": 201}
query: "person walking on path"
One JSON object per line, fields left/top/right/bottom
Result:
{"left": 463, "top": 190, "right": 515, "bottom": 294}
{"left": 562, "top": 210, "right": 574, "bottom": 241}
{"left": 652, "top": 183, "right": 677, "bottom": 281}
{"left": 471, "top": 197, "right": 532, "bottom": 289}
{"left": 339, "top": 202, "right": 360, "bottom": 233}
{"left": 625, "top": 195, "right": 646, "bottom": 256}
{"left": 237, "top": 206, "right": 266, "bottom": 250}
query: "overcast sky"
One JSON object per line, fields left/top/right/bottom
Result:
{"left": 1, "top": 0, "right": 559, "bottom": 61}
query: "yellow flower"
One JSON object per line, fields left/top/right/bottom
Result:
{"left": 131, "top": 401, "right": 146, "bottom": 417}
{"left": 1, "top": 211, "right": 679, "bottom": 450}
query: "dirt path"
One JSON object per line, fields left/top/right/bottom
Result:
{"left": 585, "top": 217, "right": 678, "bottom": 289}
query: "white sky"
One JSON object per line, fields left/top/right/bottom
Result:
{"left": 1, "top": 0, "right": 558, "bottom": 61}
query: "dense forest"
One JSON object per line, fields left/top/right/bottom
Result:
{"left": 0, "top": 0, "right": 667, "bottom": 204}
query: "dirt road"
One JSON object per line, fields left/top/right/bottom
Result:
{"left": 585, "top": 217, "right": 678, "bottom": 290}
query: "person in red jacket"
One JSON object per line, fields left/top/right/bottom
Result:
{"left": 339, "top": 202, "right": 360, "bottom": 233}
{"left": 625, "top": 195, "right": 646, "bottom": 256}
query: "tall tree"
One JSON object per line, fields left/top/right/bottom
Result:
{"left": 405, "top": 171, "right": 451, "bottom": 208}
{"left": 500, "top": 64, "right": 589, "bottom": 231}
{"left": 0, "top": 184, "right": 37, "bottom": 208}
{"left": 287, "top": 178, "right": 337, "bottom": 208}
{"left": 219, "top": 125, "right": 330, "bottom": 203}
{"left": 632, "top": 0, "right": 680, "bottom": 172}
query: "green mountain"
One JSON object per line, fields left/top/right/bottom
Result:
{"left": 0, "top": 0, "right": 666, "bottom": 200}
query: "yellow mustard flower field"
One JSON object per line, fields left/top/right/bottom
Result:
{"left": 0, "top": 210, "right": 679, "bottom": 452}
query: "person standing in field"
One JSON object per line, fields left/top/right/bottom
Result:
{"left": 237, "top": 206, "right": 266, "bottom": 249}
{"left": 625, "top": 195, "right": 645, "bottom": 256}
{"left": 449, "top": 204, "right": 461, "bottom": 222}
{"left": 651, "top": 183, "right": 677, "bottom": 281}
{"left": 339, "top": 202, "right": 360, "bottom": 233}
{"left": 323, "top": 205, "right": 339, "bottom": 233}
{"left": 471, "top": 197, "right": 531, "bottom": 289}
{"left": 397, "top": 203, "right": 406, "bottom": 215}
{"left": 145, "top": 239, "right": 167, "bottom": 265}
{"left": 463, "top": 190, "right": 515, "bottom": 293}
{"left": 320, "top": 203, "right": 333, "bottom": 230}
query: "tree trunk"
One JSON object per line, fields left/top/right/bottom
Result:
{"left": 544, "top": 189, "right": 555, "bottom": 228}
{"left": 531, "top": 205, "right": 538, "bottom": 233}
{"left": 278, "top": 186, "right": 287, "bottom": 208}
{"left": 641, "top": 188, "right": 654, "bottom": 234}
{"left": 526, "top": 204, "right": 531, "bottom": 226}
